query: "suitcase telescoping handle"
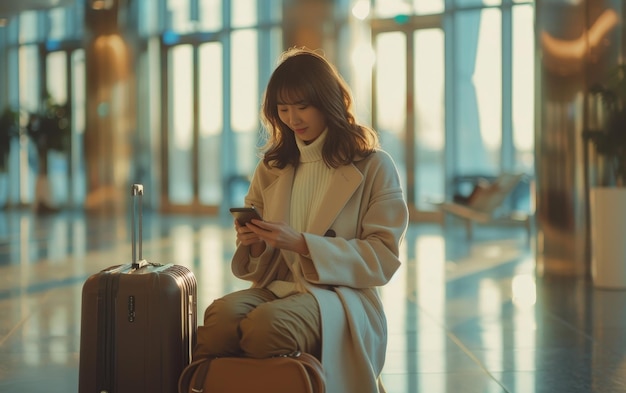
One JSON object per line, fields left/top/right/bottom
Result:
{"left": 131, "top": 184, "right": 148, "bottom": 269}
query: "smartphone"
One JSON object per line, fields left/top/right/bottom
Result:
{"left": 229, "top": 206, "right": 263, "bottom": 226}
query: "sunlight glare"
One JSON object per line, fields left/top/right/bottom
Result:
{"left": 351, "top": 43, "right": 375, "bottom": 70}
{"left": 352, "top": 0, "right": 370, "bottom": 20}
{"left": 512, "top": 274, "right": 537, "bottom": 307}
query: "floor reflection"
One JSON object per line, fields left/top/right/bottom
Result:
{"left": 0, "top": 209, "right": 625, "bottom": 393}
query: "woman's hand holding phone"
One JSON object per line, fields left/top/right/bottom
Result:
{"left": 231, "top": 207, "right": 266, "bottom": 255}
{"left": 229, "top": 206, "right": 263, "bottom": 226}
{"left": 230, "top": 206, "right": 308, "bottom": 256}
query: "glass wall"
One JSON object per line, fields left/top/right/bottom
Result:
{"left": 1, "top": 2, "right": 85, "bottom": 209}
{"left": 0, "top": 0, "right": 535, "bottom": 218}
{"left": 414, "top": 28, "right": 445, "bottom": 210}
{"left": 454, "top": 8, "right": 503, "bottom": 176}
{"left": 160, "top": 0, "right": 282, "bottom": 213}
{"left": 512, "top": 4, "right": 535, "bottom": 174}
{"left": 167, "top": 44, "right": 195, "bottom": 205}
{"left": 369, "top": 0, "right": 534, "bottom": 214}
{"left": 198, "top": 42, "right": 224, "bottom": 205}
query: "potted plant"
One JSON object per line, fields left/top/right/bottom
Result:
{"left": 26, "top": 96, "right": 71, "bottom": 213}
{"left": 0, "top": 108, "right": 19, "bottom": 172}
{"left": 583, "top": 63, "right": 626, "bottom": 289}
{"left": 0, "top": 108, "right": 20, "bottom": 208}
{"left": 584, "top": 63, "right": 626, "bottom": 186}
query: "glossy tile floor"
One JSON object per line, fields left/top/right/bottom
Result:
{"left": 1, "top": 208, "right": 625, "bottom": 393}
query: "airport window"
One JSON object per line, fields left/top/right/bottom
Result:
{"left": 0, "top": 0, "right": 535, "bottom": 215}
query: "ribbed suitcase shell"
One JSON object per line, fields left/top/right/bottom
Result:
{"left": 79, "top": 263, "right": 197, "bottom": 393}
{"left": 78, "top": 185, "right": 197, "bottom": 393}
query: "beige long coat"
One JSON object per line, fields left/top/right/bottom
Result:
{"left": 231, "top": 150, "right": 409, "bottom": 393}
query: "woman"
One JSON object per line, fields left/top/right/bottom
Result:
{"left": 198, "top": 47, "right": 408, "bottom": 392}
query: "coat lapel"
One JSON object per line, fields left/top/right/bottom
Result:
{"left": 308, "top": 164, "right": 363, "bottom": 235}
{"left": 262, "top": 166, "right": 294, "bottom": 224}
{"left": 262, "top": 163, "right": 363, "bottom": 235}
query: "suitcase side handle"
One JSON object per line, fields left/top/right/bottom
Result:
{"left": 131, "top": 184, "right": 148, "bottom": 269}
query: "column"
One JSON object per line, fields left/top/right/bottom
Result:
{"left": 282, "top": 0, "right": 335, "bottom": 52}
{"left": 535, "top": 0, "right": 624, "bottom": 276}
{"left": 83, "top": 0, "right": 135, "bottom": 212}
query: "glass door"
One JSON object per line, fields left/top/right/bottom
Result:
{"left": 372, "top": 17, "right": 445, "bottom": 220}
{"left": 162, "top": 41, "right": 224, "bottom": 214}
{"left": 161, "top": 27, "right": 269, "bottom": 215}
{"left": 44, "top": 48, "right": 86, "bottom": 209}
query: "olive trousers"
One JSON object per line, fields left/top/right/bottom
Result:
{"left": 196, "top": 288, "right": 321, "bottom": 359}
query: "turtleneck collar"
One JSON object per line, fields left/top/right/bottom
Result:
{"left": 296, "top": 128, "right": 328, "bottom": 163}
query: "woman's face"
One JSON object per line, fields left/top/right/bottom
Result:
{"left": 277, "top": 100, "right": 327, "bottom": 144}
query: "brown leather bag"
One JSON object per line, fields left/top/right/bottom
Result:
{"left": 178, "top": 351, "right": 325, "bottom": 393}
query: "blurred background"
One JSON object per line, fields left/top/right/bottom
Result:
{"left": 0, "top": 0, "right": 623, "bottom": 276}
{"left": 0, "top": 0, "right": 537, "bottom": 213}
{"left": 1, "top": 3, "right": 626, "bottom": 392}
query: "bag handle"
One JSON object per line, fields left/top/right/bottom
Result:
{"left": 178, "top": 358, "right": 211, "bottom": 393}
{"left": 178, "top": 352, "right": 325, "bottom": 393}
{"left": 294, "top": 352, "right": 326, "bottom": 393}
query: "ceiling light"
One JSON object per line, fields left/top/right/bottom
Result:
{"left": 91, "top": 0, "right": 114, "bottom": 10}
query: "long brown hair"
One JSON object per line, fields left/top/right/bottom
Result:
{"left": 261, "top": 47, "right": 379, "bottom": 169}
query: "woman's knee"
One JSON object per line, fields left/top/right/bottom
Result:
{"left": 198, "top": 299, "right": 244, "bottom": 357}
{"left": 204, "top": 297, "right": 238, "bottom": 324}
{"left": 239, "top": 303, "right": 298, "bottom": 358}
{"left": 198, "top": 289, "right": 278, "bottom": 357}
{"left": 204, "top": 288, "right": 273, "bottom": 323}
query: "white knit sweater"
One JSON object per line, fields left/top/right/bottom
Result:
{"left": 266, "top": 129, "right": 333, "bottom": 298}
{"left": 290, "top": 130, "right": 333, "bottom": 232}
